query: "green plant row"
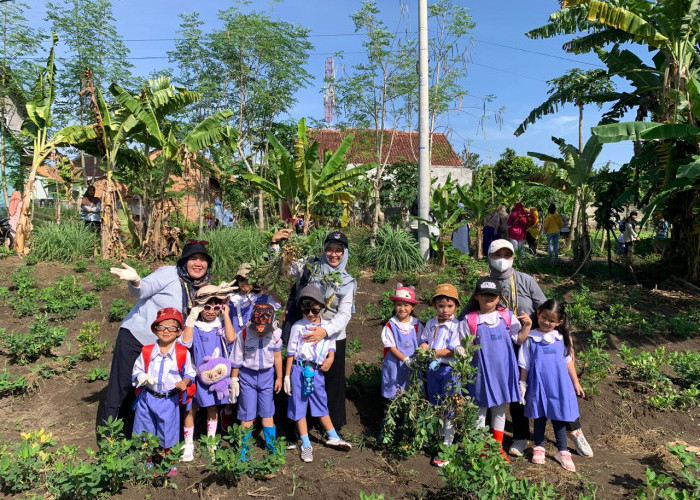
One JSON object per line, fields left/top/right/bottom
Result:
{"left": 31, "top": 221, "right": 95, "bottom": 263}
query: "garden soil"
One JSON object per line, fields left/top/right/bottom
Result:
{"left": 0, "top": 256, "right": 698, "bottom": 499}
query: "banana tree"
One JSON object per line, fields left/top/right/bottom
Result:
{"left": 242, "top": 118, "right": 374, "bottom": 234}
{"left": 456, "top": 182, "right": 495, "bottom": 260}
{"left": 529, "top": 135, "right": 602, "bottom": 265}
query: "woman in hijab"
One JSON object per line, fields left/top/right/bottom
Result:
{"left": 8, "top": 191, "right": 22, "bottom": 234}
{"left": 272, "top": 229, "right": 357, "bottom": 432}
{"left": 81, "top": 185, "right": 101, "bottom": 232}
{"left": 507, "top": 202, "right": 529, "bottom": 253}
{"left": 102, "top": 240, "right": 213, "bottom": 425}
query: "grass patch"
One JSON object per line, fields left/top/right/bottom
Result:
{"left": 31, "top": 221, "right": 95, "bottom": 262}
{"left": 364, "top": 225, "right": 424, "bottom": 272}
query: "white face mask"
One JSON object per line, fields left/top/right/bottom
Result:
{"left": 489, "top": 257, "right": 513, "bottom": 273}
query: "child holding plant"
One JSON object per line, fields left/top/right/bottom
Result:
{"left": 381, "top": 285, "right": 422, "bottom": 400}
{"left": 179, "top": 285, "right": 236, "bottom": 461}
{"left": 461, "top": 277, "right": 532, "bottom": 462}
{"left": 519, "top": 300, "right": 584, "bottom": 472}
{"left": 284, "top": 285, "right": 352, "bottom": 463}
{"left": 132, "top": 307, "right": 196, "bottom": 476}
{"left": 418, "top": 283, "right": 462, "bottom": 468}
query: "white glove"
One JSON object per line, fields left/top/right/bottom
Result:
{"left": 519, "top": 380, "right": 528, "bottom": 406}
{"left": 454, "top": 345, "right": 467, "bottom": 358}
{"left": 185, "top": 306, "right": 204, "bottom": 328}
{"left": 110, "top": 263, "right": 140, "bottom": 285}
{"left": 403, "top": 356, "right": 413, "bottom": 368}
{"left": 136, "top": 373, "right": 156, "bottom": 388}
{"left": 229, "top": 377, "right": 240, "bottom": 403}
{"left": 283, "top": 376, "right": 291, "bottom": 396}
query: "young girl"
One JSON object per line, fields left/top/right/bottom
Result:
{"left": 180, "top": 285, "right": 236, "bottom": 461}
{"left": 461, "top": 277, "right": 532, "bottom": 462}
{"left": 230, "top": 303, "right": 283, "bottom": 458}
{"left": 284, "top": 285, "right": 352, "bottom": 463}
{"left": 132, "top": 308, "right": 195, "bottom": 476}
{"left": 519, "top": 300, "right": 584, "bottom": 472}
{"left": 419, "top": 283, "right": 462, "bottom": 468}
{"left": 381, "top": 285, "right": 422, "bottom": 400}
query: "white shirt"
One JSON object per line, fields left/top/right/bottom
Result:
{"left": 132, "top": 342, "right": 196, "bottom": 392}
{"left": 518, "top": 329, "right": 572, "bottom": 371}
{"left": 381, "top": 316, "right": 422, "bottom": 348}
{"left": 287, "top": 318, "right": 336, "bottom": 364}
{"left": 421, "top": 317, "right": 460, "bottom": 364}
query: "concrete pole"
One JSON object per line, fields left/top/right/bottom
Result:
{"left": 417, "top": 0, "right": 431, "bottom": 260}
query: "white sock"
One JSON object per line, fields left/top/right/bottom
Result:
{"left": 477, "top": 407, "right": 488, "bottom": 429}
{"left": 206, "top": 420, "right": 217, "bottom": 438}
{"left": 490, "top": 403, "right": 506, "bottom": 432}
{"left": 442, "top": 420, "right": 455, "bottom": 446}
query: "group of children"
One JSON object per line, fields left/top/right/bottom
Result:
{"left": 381, "top": 278, "right": 586, "bottom": 472}
{"left": 131, "top": 265, "right": 350, "bottom": 476}
{"left": 131, "top": 262, "right": 588, "bottom": 476}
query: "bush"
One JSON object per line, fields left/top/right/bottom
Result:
{"left": 577, "top": 330, "right": 611, "bottom": 395}
{"left": 39, "top": 275, "right": 98, "bottom": 320}
{"left": 5, "top": 315, "right": 67, "bottom": 365}
{"left": 73, "top": 260, "right": 88, "bottom": 273}
{"left": 372, "top": 268, "right": 391, "bottom": 283}
{"left": 109, "top": 298, "right": 132, "bottom": 322}
{"left": 366, "top": 291, "right": 394, "bottom": 321}
{"left": 364, "top": 225, "right": 424, "bottom": 272}
{"left": 206, "top": 226, "right": 270, "bottom": 281}
{"left": 0, "top": 366, "right": 29, "bottom": 397}
{"left": 31, "top": 221, "right": 94, "bottom": 262}
{"left": 77, "top": 321, "right": 107, "bottom": 361}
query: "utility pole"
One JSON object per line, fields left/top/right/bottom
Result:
{"left": 417, "top": 0, "right": 430, "bottom": 260}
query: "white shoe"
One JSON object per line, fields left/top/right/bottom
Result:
{"left": 509, "top": 439, "right": 528, "bottom": 457}
{"left": 568, "top": 430, "right": 593, "bottom": 457}
{"left": 300, "top": 446, "right": 313, "bottom": 463}
{"left": 325, "top": 437, "right": 352, "bottom": 451}
{"left": 182, "top": 442, "right": 194, "bottom": 462}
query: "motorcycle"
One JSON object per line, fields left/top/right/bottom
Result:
{"left": 0, "top": 217, "right": 14, "bottom": 249}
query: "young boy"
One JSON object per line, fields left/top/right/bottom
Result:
{"left": 132, "top": 307, "right": 195, "bottom": 476}
{"left": 230, "top": 303, "right": 283, "bottom": 458}
{"left": 418, "top": 283, "right": 462, "bottom": 468}
{"left": 228, "top": 263, "right": 281, "bottom": 334}
{"left": 284, "top": 285, "right": 352, "bottom": 463}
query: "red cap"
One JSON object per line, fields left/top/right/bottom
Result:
{"left": 151, "top": 307, "right": 184, "bottom": 333}
{"left": 389, "top": 286, "right": 418, "bottom": 305}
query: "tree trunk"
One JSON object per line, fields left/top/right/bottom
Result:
{"left": 197, "top": 169, "right": 205, "bottom": 237}
{"left": 475, "top": 225, "right": 483, "bottom": 260}
{"left": 15, "top": 157, "right": 40, "bottom": 255}
{"left": 565, "top": 196, "right": 579, "bottom": 250}
{"left": 140, "top": 199, "right": 180, "bottom": 260}
{"left": 99, "top": 175, "right": 124, "bottom": 259}
{"left": 0, "top": 130, "right": 8, "bottom": 211}
{"left": 370, "top": 175, "right": 382, "bottom": 246}
{"left": 257, "top": 190, "right": 265, "bottom": 230}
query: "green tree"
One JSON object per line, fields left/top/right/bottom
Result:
{"left": 0, "top": 1, "right": 44, "bottom": 209}
{"left": 380, "top": 161, "right": 419, "bottom": 220}
{"left": 456, "top": 182, "right": 494, "bottom": 260}
{"left": 493, "top": 148, "right": 539, "bottom": 187}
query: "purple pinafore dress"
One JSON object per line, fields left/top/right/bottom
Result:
{"left": 381, "top": 318, "right": 420, "bottom": 399}
{"left": 523, "top": 337, "right": 579, "bottom": 422}
{"left": 191, "top": 321, "right": 232, "bottom": 408}
{"left": 466, "top": 310, "right": 520, "bottom": 408}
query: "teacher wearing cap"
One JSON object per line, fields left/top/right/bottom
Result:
{"left": 272, "top": 229, "right": 357, "bottom": 431}
{"left": 459, "top": 239, "right": 593, "bottom": 458}
{"left": 103, "top": 240, "right": 213, "bottom": 425}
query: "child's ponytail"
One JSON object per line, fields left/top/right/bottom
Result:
{"left": 537, "top": 300, "right": 572, "bottom": 356}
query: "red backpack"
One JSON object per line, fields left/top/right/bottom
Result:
{"left": 134, "top": 343, "right": 196, "bottom": 406}
{"left": 466, "top": 309, "right": 512, "bottom": 337}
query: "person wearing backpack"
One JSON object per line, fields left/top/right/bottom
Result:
{"left": 132, "top": 308, "right": 196, "bottom": 477}
{"left": 622, "top": 211, "right": 641, "bottom": 263}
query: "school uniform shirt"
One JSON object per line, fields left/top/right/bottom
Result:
{"left": 132, "top": 342, "right": 196, "bottom": 393}
{"left": 460, "top": 311, "right": 522, "bottom": 341}
{"left": 287, "top": 318, "right": 337, "bottom": 364}
{"left": 230, "top": 327, "right": 282, "bottom": 371}
{"left": 420, "top": 316, "right": 461, "bottom": 364}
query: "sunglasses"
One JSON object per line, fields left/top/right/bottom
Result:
{"left": 188, "top": 239, "right": 209, "bottom": 246}
{"left": 203, "top": 304, "right": 222, "bottom": 312}
{"left": 301, "top": 307, "right": 322, "bottom": 315}
{"left": 154, "top": 325, "right": 180, "bottom": 332}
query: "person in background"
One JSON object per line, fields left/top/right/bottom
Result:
{"left": 8, "top": 191, "right": 22, "bottom": 235}
{"left": 622, "top": 211, "right": 641, "bottom": 264}
{"left": 560, "top": 213, "right": 570, "bottom": 241}
{"left": 543, "top": 204, "right": 563, "bottom": 263}
{"left": 525, "top": 207, "right": 540, "bottom": 256}
{"left": 81, "top": 185, "right": 101, "bottom": 232}
{"left": 507, "top": 203, "right": 529, "bottom": 254}
{"left": 451, "top": 204, "right": 470, "bottom": 255}
{"left": 482, "top": 205, "right": 504, "bottom": 256}
{"left": 653, "top": 216, "right": 669, "bottom": 256}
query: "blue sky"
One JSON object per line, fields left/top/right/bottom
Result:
{"left": 24, "top": 0, "right": 635, "bottom": 169}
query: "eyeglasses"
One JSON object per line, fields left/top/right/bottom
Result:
{"left": 203, "top": 304, "right": 222, "bottom": 312}
{"left": 301, "top": 307, "right": 322, "bottom": 315}
{"left": 154, "top": 325, "right": 179, "bottom": 332}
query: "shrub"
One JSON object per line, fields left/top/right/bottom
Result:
{"left": 109, "top": 298, "right": 132, "bottom": 322}
{"left": 669, "top": 351, "right": 700, "bottom": 389}
{"left": 618, "top": 344, "right": 667, "bottom": 386}
{"left": 577, "top": 330, "right": 611, "bottom": 395}
{"left": 206, "top": 226, "right": 270, "bottom": 281}
{"left": 5, "top": 315, "right": 67, "bottom": 365}
{"left": 91, "top": 270, "right": 115, "bottom": 291}
{"left": 0, "top": 366, "right": 29, "bottom": 397}
{"left": 84, "top": 367, "right": 109, "bottom": 382}
{"left": 73, "top": 260, "right": 88, "bottom": 273}
{"left": 0, "top": 429, "right": 56, "bottom": 493}
{"left": 31, "top": 221, "right": 94, "bottom": 262}
{"left": 567, "top": 284, "right": 597, "bottom": 329}
{"left": 668, "top": 312, "right": 699, "bottom": 338}
{"left": 372, "top": 268, "right": 391, "bottom": 283}
{"left": 366, "top": 291, "right": 394, "bottom": 321}
{"left": 39, "top": 275, "right": 98, "bottom": 319}
{"left": 77, "top": 321, "right": 107, "bottom": 361}
{"left": 364, "top": 225, "right": 424, "bottom": 272}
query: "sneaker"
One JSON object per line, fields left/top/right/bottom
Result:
{"left": 554, "top": 450, "right": 576, "bottom": 472}
{"left": 431, "top": 456, "right": 449, "bottom": 468}
{"left": 325, "top": 437, "right": 352, "bottom": 451}
{"left": 568, "top": 430, "right": 594, "bottom": 457}
{"left": 286, "top": 439, "right": 298, "bottom": 451}
{"left": 509, "top": 439, "right": 528, "bottom": 457}
{"left": 167, "top": 466, "right": 178, "bottom": 477}
{"left": 531, "top": 446, "right": 545, "bottom": 465}
{"left": 182, "top": 442, "right": 194, "bottom": 462}
{"left": 300, "top": 446, "right": 313, "bottom": 463}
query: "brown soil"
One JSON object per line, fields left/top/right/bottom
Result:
{"left": 0, "top": 256, "right": 698, "bottom": 499}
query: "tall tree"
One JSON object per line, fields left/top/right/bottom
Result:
{"left": 0, "top": 1, "right": 44, "bottom": 210}
{"left": 208, "top": 6, "right": 312, "bottom": 229}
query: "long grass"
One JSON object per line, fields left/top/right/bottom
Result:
{"left": 206, "top": 226, "right": 270, "bottom": 281}
{"left": 31, "top": 221, "right": 95, "bottom": 262}
{"left": 364, "top": 225, "right": 424, "bottom": 272}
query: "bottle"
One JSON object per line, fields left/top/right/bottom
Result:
{"left": 302, "top": 365, "right": 315, "bottom": 395}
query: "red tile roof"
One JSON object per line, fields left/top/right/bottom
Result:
{"left": 308, "top": 129, "right": 463, "bottom": 167}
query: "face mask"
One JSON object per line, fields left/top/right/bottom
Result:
{"left": 489, "top": 258, "right": 512, "bottom": 273}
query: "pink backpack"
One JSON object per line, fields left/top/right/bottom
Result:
{"left": 466, "top": 309, "right": 512, "bottom": 336}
